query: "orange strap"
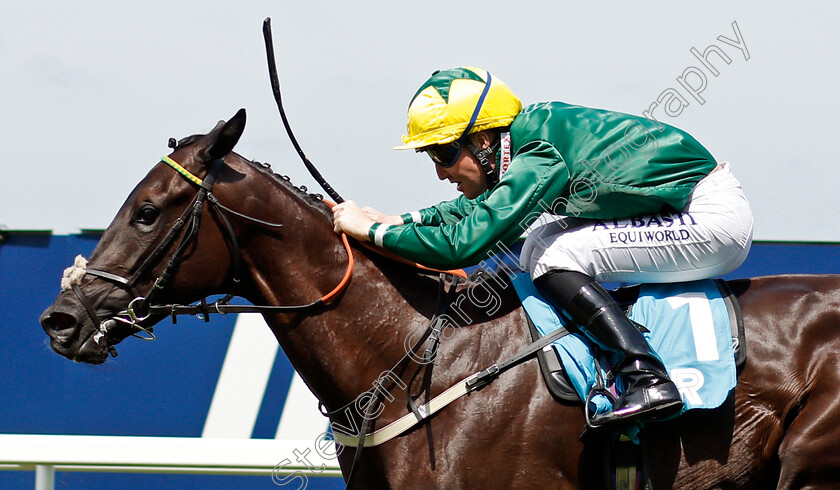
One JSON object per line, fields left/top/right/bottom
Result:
{"left": 320, "top": 232, "right": 355, "bottom": 304}
{"left": 325, "top": 200, "right": 467, "bottom": 280}
{"left": 359, "top": 241, "right": 468, "bottom": 279}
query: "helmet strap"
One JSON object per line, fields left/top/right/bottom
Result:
{"left": 460, "top": 71, "right": 503, "bottom": 188}
{"left": 465, "top": 137, "right": 502, "bottom": 189}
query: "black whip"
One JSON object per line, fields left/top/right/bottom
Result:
{"left": 262, "top": 17, "right": 344, "bottom": 204}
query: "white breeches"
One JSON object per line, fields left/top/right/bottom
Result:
{"left": 521, "top": 162, "right": 754, "bottom": 283}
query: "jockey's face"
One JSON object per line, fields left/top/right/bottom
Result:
{"left": 433, "top": 133, "right": 492, "bottom": 199}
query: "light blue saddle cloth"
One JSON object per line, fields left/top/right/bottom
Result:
{"left": 510, "top": 272, "right": 737, "bottom": 416}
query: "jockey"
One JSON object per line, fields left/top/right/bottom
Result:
{"left": 333, "top": 66, "right": 753, "bottom": 428}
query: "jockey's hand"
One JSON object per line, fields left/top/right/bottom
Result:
{"left": 361, "top": 207, "right": 403, "bottom": 226}
{"left": 333, "top": 201, "right": 376, "bottom": 242}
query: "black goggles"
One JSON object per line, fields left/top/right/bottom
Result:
{"left": 424, "top": 140, "right": 463, "bottom": 168}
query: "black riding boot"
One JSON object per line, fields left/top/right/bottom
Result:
{"left": 533, "top": 270, "right": 683, "bottom": 428}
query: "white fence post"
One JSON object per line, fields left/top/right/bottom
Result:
{"left": 34, "top": 465, "right": 54, "bottom": 490}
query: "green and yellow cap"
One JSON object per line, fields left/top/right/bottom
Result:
{"left": 395, "top": 67, "right": 521, "bottom": 150}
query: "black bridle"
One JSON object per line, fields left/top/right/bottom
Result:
{"left": 67, "top": 155, "right": 234, "bottom": 346}
{"left": 67, "top": 153, "right": 352, "bottom": 356}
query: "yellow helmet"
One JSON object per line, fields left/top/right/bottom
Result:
{"left": 395, "top": 67, "right": 522, "bottom": 150}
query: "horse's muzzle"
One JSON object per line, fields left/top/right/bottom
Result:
{"left": 40, "top": 304, "right": 108, "bottom": 364}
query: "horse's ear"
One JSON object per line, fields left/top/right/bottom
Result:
{"left": 207, "top": 108, "right": 247, "bottom": 160}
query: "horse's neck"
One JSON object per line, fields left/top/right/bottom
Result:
{"left": 238, "top": 199, "right": 435, "bottom": 410}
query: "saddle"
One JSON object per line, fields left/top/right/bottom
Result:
{"left": 520, "top": 279, "right": 746, "bottom": 490}
{"left": 411, "top": 264, "right": 747, "bottom": 490}
{"left": 528, "top": 279, "right": 746, "bottom": 404}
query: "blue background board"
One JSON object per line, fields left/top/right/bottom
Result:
{"left": 0, "top": 232, "right": 343, "bottom": 489}
{"left": 1, "top": 232, "right": 839, "bottom": 489}
{"left": 0, "top": 233, "right": 240, "bottom": 437}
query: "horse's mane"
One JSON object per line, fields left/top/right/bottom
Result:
{"left": 169, "top": 134, "right": 333, "bottom": 221}
{"left": 244, "top": 157, "right": 333, "bottom": 220}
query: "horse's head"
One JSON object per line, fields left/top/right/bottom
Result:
{"left": 40, "top": 109, "right": 252, "bottom": 363}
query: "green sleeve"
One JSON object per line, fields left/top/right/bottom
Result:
{"left": 380, "top": 140, "right": 570, "bottom": 269}
{"left": 397, "top": 195, "right": 482, "bottom": 226}
{"left": 416, "top": 195, "right": 482, "bottom": 226}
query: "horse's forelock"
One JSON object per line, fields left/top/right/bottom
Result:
{"left": 170, "top": 133, "right": 205, "bottom": 151}
{"left": 169, "top": 119, "right": 237, "bottom": 156}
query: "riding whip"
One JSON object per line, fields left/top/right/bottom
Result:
{"left": 262, "top": 17, "right": 345, "bottom": 204}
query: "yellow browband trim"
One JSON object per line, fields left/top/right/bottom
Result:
{"left": 161, "top": 155, "right": 203, "bottom": 186}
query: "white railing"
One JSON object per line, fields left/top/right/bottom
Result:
{"left": 0, "top": 434, "right": 342, "bottom": 489}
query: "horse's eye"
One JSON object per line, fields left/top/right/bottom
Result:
{"left": 136, "top": 205, "right": 160, "bottom": 225}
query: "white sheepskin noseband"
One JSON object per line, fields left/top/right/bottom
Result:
{"left": 60, "top": 255, "right": 88, "bottom": 291}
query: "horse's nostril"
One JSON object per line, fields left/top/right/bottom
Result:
{"left": 40, "top": 310, "right": 80, "bottom": 341}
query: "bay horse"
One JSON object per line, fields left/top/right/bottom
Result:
{"left": 40, "top": 110, "right": 840, "bottom": 488}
